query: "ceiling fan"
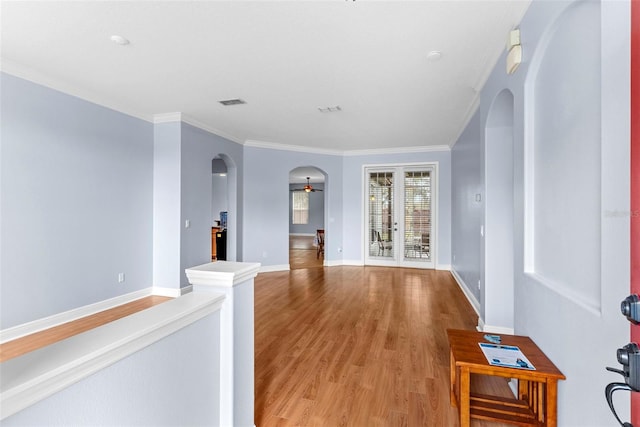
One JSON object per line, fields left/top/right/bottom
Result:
{"left": 291, "top": 177, "right": 323, "bottom": 193}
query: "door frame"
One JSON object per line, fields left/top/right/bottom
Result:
{"left": 362, "top": 162, "right": 438, "bottom": 269}
{"left": 630, "top": 0, "right": 639, "bottom": 423}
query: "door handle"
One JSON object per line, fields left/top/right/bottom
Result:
{"left": 604, "top": 382, "right": 634, "bottom": 427}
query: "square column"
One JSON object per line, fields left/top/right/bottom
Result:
{"left": 185, "top": 261, "right": 260, "bottom": 427}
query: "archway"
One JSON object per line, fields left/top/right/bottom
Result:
{"left": 288, "top": 166, "right": 326, "bottom": 269}
{"left": 482, "top": 88, "right": 515, "bottom": 333}
{"left": 211, "top": 154, "right": 238, "bottom": 262}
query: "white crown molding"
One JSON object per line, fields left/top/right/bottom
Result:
{"left": 1, "top": 59, "right": 153, "bottom": 124}
{"left": 448, "top": 95, "right": 480, "bottom": 149}
{"left": 244, "top": 139, "right": 344, "bottom": 156}
{"left": 181, "top": 115, "right": 245, "bottom": 145}
{"left": 342, "top": 144, "right": 451, "bottom": 156}
{"left": 245, "top": 139, "right": 451, "bottom": 156}
{"left": 152, "top": 113, "right": 244, "bottom": 144}
{"left": 3, "top": 60, "right": 455, "bottom": 154}
{"left": 153, "top": 112, "right": 183, "bottom": 123}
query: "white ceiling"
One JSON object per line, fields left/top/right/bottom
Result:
{"left": 1, "top": 1, "right": 531, "bottom": 154}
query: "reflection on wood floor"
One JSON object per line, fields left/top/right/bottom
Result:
{"left": 255, "top": 266, "right": 513, "bottom": 426}
{"left": 289, "top": 235, "right": 323, "bottom": 270}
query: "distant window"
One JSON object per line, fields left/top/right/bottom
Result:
{"left": 292, "top": 192, "right": 309, "bottom": 224}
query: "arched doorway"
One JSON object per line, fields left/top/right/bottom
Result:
{"left": 211, "top": 154, "right": 237, "bottom": 262}
{"left": 288, "top": 166, "right": 326, "bottom": 269}
{"left": 482, "top": 88, "right": 515, "bottom": 333}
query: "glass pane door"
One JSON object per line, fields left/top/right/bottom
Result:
{"left": 403, "top": 170, "right": 432, "bottom": 263}
{"left": 368, "top": 171, "right": 395, "bottom": 259}
{"left": 364, "top": 164, "right": 435, "bottom": 269}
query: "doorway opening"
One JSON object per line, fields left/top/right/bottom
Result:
{"left": 482, "top": 88, "right": 515, "bottom": 331}
{"left": 288, "top": 166, "right": 326, "bottom": 270}
{"left": 211, "top": 155, "right": 237, "bottom": 262}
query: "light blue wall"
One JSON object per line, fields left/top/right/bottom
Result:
{"left": 0, "top": 73, "right": 154, "bottom": 329}
{"left": 180, "top": 123, "right": 243, "bottom": 283}
{"left": 289, "top": 183, "right": 325, "bottom": 235}
{"left": 243, "top": 147, "right": 342, "bottom": 268}
{"left": 152, "top": 122, "right": 182, "bottom": 289}
{"left": 451, "top": 110, "right": 482, "bottom": 308}
{"left": 153, "top": 122, "right": 243, "bottom": 287}
{"left": 450, "top": 0, "right": 631, "bottom": 424}
{"left": 342, "top": 150, "right": 452, "bottom": 268}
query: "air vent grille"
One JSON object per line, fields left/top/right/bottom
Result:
{"left": 219, "top": 99, "right": 246, "bottom": 106}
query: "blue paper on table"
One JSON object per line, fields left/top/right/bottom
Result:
{"left": 478, "top": 342, "right": 536, "bottom": 370}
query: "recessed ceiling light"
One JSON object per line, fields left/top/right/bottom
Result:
{"left": 110, "top": 35, "right": 130, "bottom": 46}
{"left": 427, "top": 50, "right": 442, "bottom": 61}
{"left": 219, "top": 99, "right": 247, "bottom": 106}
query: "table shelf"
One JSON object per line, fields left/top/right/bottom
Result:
{"left": 447, "top": 329, "right": 565, "bottom": 427}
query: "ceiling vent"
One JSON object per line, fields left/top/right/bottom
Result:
{"left": 318, "top": 105, "right": 342, "bottom": 113}
{"left": 218, "top": 99, "right": 246, "bottom": 106}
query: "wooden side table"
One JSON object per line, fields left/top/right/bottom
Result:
{"left": 447, "top": 329, "right": 565, "bottom": 427}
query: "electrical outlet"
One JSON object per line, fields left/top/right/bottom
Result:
{"left": 118, "top": 273, "right": 125, "bottom": 283}
{"left": 185, "top": 219, "right": 191, "bottom": 228}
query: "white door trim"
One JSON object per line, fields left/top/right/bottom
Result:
{"left": 362, "top": 162, "right": 438, "bottom": 269}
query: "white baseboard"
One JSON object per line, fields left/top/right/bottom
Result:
{"left": 341, "top": 259, "right": 365, "bottom": 266}
{"left": 436, "top": 264, "right": 451, "bottom": 271}
{"left": 480, "top": 324, "right": 515, "bottom": 335}
{"left": 450, "top": 268, "right": 481, "bottom": 316}
{"left": 476, "top": 314, "right": 515, "bottom": 335}
{"left": 289, "top": 233, "right": 316, "bottom": 237}
{"left": 152, "top": 286, "right": 191, "bottom": 298}
{"left": 259, "top": 264, "right": 290, "bottom": 273}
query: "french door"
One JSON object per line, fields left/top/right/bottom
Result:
{"left": 364, "top": 164, "right": 436, "bottom": 269}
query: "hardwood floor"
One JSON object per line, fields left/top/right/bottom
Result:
{"left": 289, "top": 235, "right": 323, "bottom": 270}
{"left": 255, "top": 266, "right": 513, "bottom": 426}
{"left": 0, "top": 295, "right": 172, "bottom": 362}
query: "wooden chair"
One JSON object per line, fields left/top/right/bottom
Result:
{"left": 316, "top": 229, "right": 325, "bottom": 259}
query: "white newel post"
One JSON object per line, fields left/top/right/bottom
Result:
{"left": 185, "top": 261, "right": 260, "bottom": 427}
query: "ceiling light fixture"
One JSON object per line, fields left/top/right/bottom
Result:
{"left": 426, "top": 50, "right": 442, "bottom": 61}
{"left": 110, "top": 35, "right": 130, "bottom": 46}
{"left": 219, "top": 99, "right": 246, "bottom": 106}
{"left": 318, "top": 105, "right": 342, "bottom": 113}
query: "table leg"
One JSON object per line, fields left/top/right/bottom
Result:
{"left": 450, "top": 348, "right": 457, "bottom": 407}
{"left": 518, "top": 378, "right": 528, "bottom": 401}
{"left": 459, "top": 366, "right": 471, "bottom": 427}
{"left": 545, "top": 380, "right": 558, "bottom": 427}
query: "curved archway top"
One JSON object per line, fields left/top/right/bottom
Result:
{"left": 213, "top": 153, "right": 237, "bottom": 169}
{"left": 290, "top": 166, "right": 326, "bottom": 184}
{"left": 486, "top": 88, "right": 515, "bottom": 128}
